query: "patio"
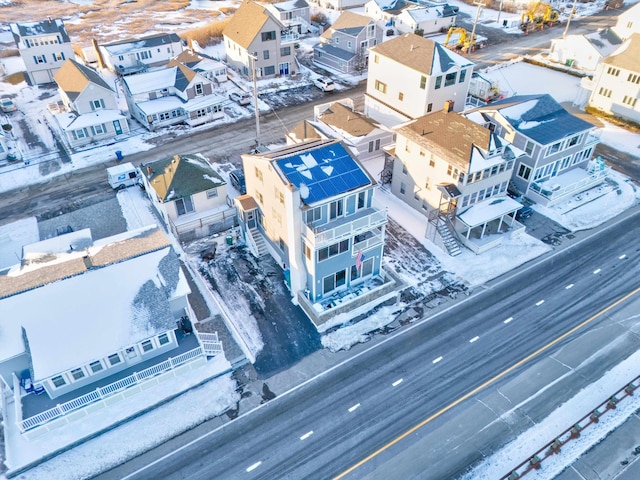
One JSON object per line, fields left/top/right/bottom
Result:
{"left": 20, "top": 329, "right": 200, "bottom": 420}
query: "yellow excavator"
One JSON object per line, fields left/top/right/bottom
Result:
{"left": 443, "top": 26, "right": 476, "bottom": 53}
{"left": 520, "top": 2, "right": 560, "bottom": 33}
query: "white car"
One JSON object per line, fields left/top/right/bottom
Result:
{"left": 229, "top": 91, "right": 252, "bottom": 106}
{"left": 313, "top": 77, "right": 335, "bottom": 92}
{"left": 1, "top": 96, "right": 17, "bottom": 113}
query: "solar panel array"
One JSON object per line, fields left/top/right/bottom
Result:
{"left": 275, "top": 143, "right": 370, "bottom": 205}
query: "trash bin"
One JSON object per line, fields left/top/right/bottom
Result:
{"left": 115, "top": 150, "right": 123, "bottom": 161}
{"left": 565, "top": 59, "right": 574, "bottom": 67}
{"left": 226, "top": 235, "right": 233, "bottom": 246}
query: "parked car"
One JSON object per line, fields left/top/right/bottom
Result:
{"left": 313, "top": 77, "right": 335, "bottom": 92}
{"left": 229, "top": 91, "right": 252, "bottom": 106}
{"left": 229, "top": 169, "right": 246, "bottom": 195}
{"left": 516, "top": 206, "right": 533, "bottom": 221}
{"left": 1, "top": 96, "right": 17, "bottom": 113}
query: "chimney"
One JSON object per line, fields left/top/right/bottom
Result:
{"left": 48, "top": 16, "right": 52, "bottom": 23}
{"left": 444, "top": 100, "right": 455, "bottom": 113}
{"left": 172, "top": 154, "right": 180, "bottom": 163}
{"left": 92, "top": 38, "right": 106, "bottom": 69}
{"left": 147, "top": 165, "right": 153, "bottom": 177}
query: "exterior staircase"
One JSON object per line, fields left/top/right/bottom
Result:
{"left": 436, "top": 219, "right": 462, "bottom": 257}
{"left": 247, "top": 227, "right": 268, "bottom": 258}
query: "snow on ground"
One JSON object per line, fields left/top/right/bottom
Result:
{"left": 463, "top": 346, "right": 640, "bottom": 480}
{"left": 10, "top": 356, "right": 238, "bottom": 480}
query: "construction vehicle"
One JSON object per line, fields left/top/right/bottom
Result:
{"left": 520, "top": 2, "right": 560, "bottom": 33}
{"left": 468, "top": 73, "right": 502, "bottom": 103}
{"left": 443, "top": 26, "right": 476, "bottom": 53}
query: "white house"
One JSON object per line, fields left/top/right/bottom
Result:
{"left": 288, "top": 99, "right": 394, "bottom": 163}
{"left": 314, "top": 11, "right": 382, "bottom": 74}
{"left": 588, "top": 33, "right": 640, "bottom": 125}
{"left": 0, "top": 226, "right": 221, "bottom": 436}
{"left": 121, "top": 64, "right": 225, "bottom": 131}
{"left": 139, "top": 154, "right": 237, "bottom": 241}
{"left": 52, "top": 59, "right": 130, "bottom": 148}
{"left": 265, "top": 0, "right": 314, "bottom": 35}
{"left": 548, "top": 28, "right": 622, "bottom": 72}
{"left": 97, "top": 33, "right": 184, "bottom": 76}
{"left": 10, "top": 18, "right": 75, "bottom": 85}
{"left": 223, "top": 0, "right": 299, "bottom": 79}
{"left": 365, "top": 33, "right": 474, "bottom": 127}
{"left": 613, "top": 2, "right": 640, "bottom": 41}
{"left": 364, "top": 0, "right": 457, "bottom": 36}
{"left": 312, "top": 0, "right": 368, "bottom": 10}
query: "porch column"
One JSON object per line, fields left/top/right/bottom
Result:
{"left": 466, "top": 226, "right": 471, "bottom": 239}
{"left": 497, "top": 215, "right": 504, "bottom": 232}
{"left": 480, "top": 222, "right": 488, "bottom": 239}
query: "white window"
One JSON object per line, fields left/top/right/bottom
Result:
{"left": 108, "top": 353, "right": 122, "bottom": 366}
{"left": 70, "top": 368, "right": 86, "bottom": 381}
{"left": 91, "top": 124, "right": 106, "bottom": 135}
{"left": 175, "top": 196, "right": 195, "bottom": 216}
{"left": 51, "top": 375, "right": 66, "bottom": 388}
{"left": 329, "top": 199, "right": 343, "bottom": 220}
{"left": 90, "top": 99, "right": 105, "bottom": 111}
{"left": 141, "top": 340, "right": 154, "bottom": 353}
{"left": 195, "top": 83, "right": 204, "bottom": 95}
{"left": 158, "top": 333, "right": 170, "bottom": 346}
{"left": 89, "top": 360, "right": 104, "bottom": 373}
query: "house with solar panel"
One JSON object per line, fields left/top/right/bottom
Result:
{"left": 52, "top": 59, "right": 130, "bottom": 149}
{"left": 236, "top": 139, "right": 393, "bottom": 323}
{"left": 139, "top": 154, "right": 237, "bottom": 241}
{"left": 121, "top": 63, "right": 225, "bottom": 131}
{"left": 313, "top": 11, "right": 382, "bottom": 75}
{"left": 10, "top": 18, "right": 75, "bottom": 85}
{"left": 96, "top": 33, "right": 184, "bottom": 76}
{"left": 223, "top": 0, "right": 299, "bottom": 79}
{"left": 365, "top": 33, "right": 474, "bottom": 127}
{"left": 467, "top": 94, "right": 604, "bottom": 206}
{"left": 390, "top": 105, "right": 527, "bottom": 255}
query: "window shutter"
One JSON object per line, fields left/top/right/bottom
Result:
{"left": 33, "top": 55, "right": 37, "bottom": 64}
{"left": 61, "top": 52, "right": 65, "bottom": 60}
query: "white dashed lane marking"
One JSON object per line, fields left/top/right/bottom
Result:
{"left": 300, "top": 431, "right": 314, "bottom": 441}
{"left": 566, "top": 284, "right": 574, "bottom": 289}
{"left": 349, "top": 403, "right": 360, "bottom": 412}
{"left": 433, "top": 356, "right": 443, "bottom": 364}
{"left": 536, "top": 300, "right": 545, "bottom": 306}
{"left": 504, "top": 317, "right": 513, "bottom": 324}
{"left": 392, "top": 379, "right": 403, "bottom": 387}
{"left": 246, "top": 461, "right": 262, "bottom": 472}
{"left": 593, "top": 269, "right": 601, "bottom": 274}
{"left": 469, "top": 336, "right": 479, "bottom": 343}
{"left": 619, "top": 254, "right": 627, "bottom": 259}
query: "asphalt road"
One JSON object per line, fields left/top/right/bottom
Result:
{"left": 94, "top": 207, "right": 640, "bottom": 480}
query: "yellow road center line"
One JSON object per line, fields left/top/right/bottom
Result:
{"left": 334, "top": 286, "right": 640, "bottom": 480}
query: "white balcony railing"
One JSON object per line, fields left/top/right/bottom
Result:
{"left": 352, "top": 233, "right": 384, "bottom": 254}
{"left": 304, "top": 209, "right": 388, "bottom": 248}
{"left": 18, "top": 347, "right": 205, "bottom": 433}
{"left": 530, "top": 164, "right": 608, "bottom": 202}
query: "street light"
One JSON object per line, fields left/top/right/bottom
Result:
{"left": 469, "top": 1, "right": 486, "bottom": 53}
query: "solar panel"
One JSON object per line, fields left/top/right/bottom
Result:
{"left": 275, "top": 143, "right": 370, "bottom": 204}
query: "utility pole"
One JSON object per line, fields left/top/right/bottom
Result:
{"left": 469, "top": 1, "right": 485, "bottom": 53}
{"left": 563, "top": 0, "right": 579, "bottom": 39}
{"left": 497, "top": 0, "right": 504, "bottom": 26}
{"left": 250, "top": 53, "right": 260, "bottom": 147}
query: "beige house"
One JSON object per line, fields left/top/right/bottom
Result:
{"left": 588, "top": 33, "right": 640, "bottom": 125}
{"left": 223, "top": 0, "right": 299, "bottom": 79}
{"left": 365, "top": 33, "right": 474, "bottom": 127}
{"left": 52, "top": 59, "right": 129, "bottom": 148}
{"left": 390, "top": 105, "right": 526, "bottom": 255}
{"left": 140, "top": 154, "right": 237, "bottom": 241}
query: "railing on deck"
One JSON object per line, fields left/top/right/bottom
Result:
{"left": 18, "top": 347, "right": 205, "bottom": 433}
{"left": 304, "top": 209, "right": 387, "bottom": 247}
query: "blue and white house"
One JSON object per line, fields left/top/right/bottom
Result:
{"left": 468, "top": 94, "right": 603, "bottom": 206}
{"left": 0, "top": 226, "right": 222, "bottom": 437}
{"left": 236, "top": 139, "right": 391, "bottom": 323}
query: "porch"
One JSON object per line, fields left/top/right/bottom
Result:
{"left": 17, "top": 329, "right": 203, "bottom": 433}
{"left": 303, "top": 208, "right": 388, "bottom": 248}
{"left": 528, "top": 159, "right": 609, "bottom": 206}
{"left": 455, "top": 196, "right": 525, "bottom": 254}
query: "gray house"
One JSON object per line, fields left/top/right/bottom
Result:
{"left": 468, "top": 94, "right": 603, "bottom": 206}
{"left": 313, "top": 11, "right": 382, "bottom": 75}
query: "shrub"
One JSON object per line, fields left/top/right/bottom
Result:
{"left": 181, "top": 18, "right": 230, "bottom": 48}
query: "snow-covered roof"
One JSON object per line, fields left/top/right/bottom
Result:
{"left": 0, "top": 226, "right": 189, "bottom": 379}
{"left": 123, "top": 68, "right": 179, "bottom": 95}
{"left": 0, "top": 217, "right": 39, "bottom": 271}
{"left": 483, "top": 94, "right": 594, "bottom": 145}
{"left": 457, "top": 196, "right": 522, "bottom": 227}
{"left": 101, "top": 33, "right": 182, "bottom": 55}
{"left": 135, "top": 96, "right": 185, "bottom": 116}
{"left": 54, "top": 109, "right": 126, "bottom": 130}
{"left": 10, "top": 18, "right": 70, "bottom": 42}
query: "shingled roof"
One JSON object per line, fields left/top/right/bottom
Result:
{"left": 54, "top": 59, "right": 113, "bottom": 101}
{"left": 11, "top": 18, "right": 70, "bottom": 43}
{"left": 145, "top": 154, "right": 226, "bottom": 202}
{"left": 321, "top": 11, "right": 372, "bottom": 40}
{"left": 395, "top": 110, "right": 491, "bottom": 170}
{"left": 604, "top": 33, "right": 640, "bottom": 72}
{"left": 369, "top": 33, "right": 473, "bottom": 74}
{"left": 223, "top": 0, "right": 283, "bottom": 50}
{"left": 318, "top": 102, "right": 378, "bottom": 137}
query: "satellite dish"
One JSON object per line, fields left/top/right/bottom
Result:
{"left": 300, "top": 183, "right": 309, "bottom": 199}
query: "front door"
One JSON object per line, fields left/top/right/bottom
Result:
{"left": 113, "top": 119, "right": 123, "bottom": 135}
{"left": 247, "top": 210, "right": 256, "bottom": 229}
{"left": 279, "top": 62, "right": 290, "bottom": 75}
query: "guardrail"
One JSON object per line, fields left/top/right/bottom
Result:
{"left": 18, "top": 347, "right": 205, "bottom": 433}
{"left": 500, "top": 375, "right": 640, "bottom": 479}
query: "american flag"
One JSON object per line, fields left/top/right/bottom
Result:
{"left": 356, "top": 250, "right": 364, "bottom": 270}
